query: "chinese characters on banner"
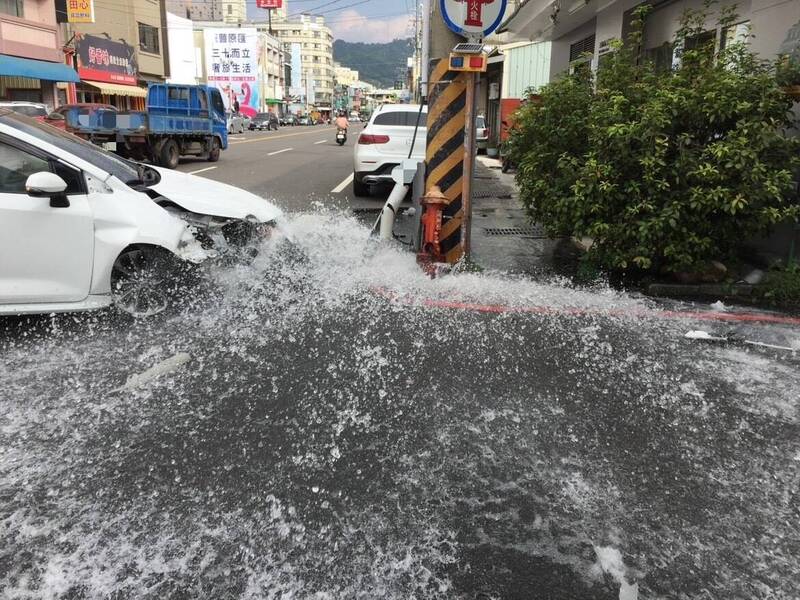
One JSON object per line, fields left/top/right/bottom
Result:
{"left": 67, "top": 0, "right": 94, "bottom": 23}
{"left": 204, "top": 28, "right": 259, "bottom": 117}
{"left": 76, "top": 34, "right": 137, "bottom": 85}
{"left": 256, "top": 0, "right": 282, "bottom": 8}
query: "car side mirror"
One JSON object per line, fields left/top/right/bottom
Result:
{"left": 46, "top": 111, "right": 65, "bottom": 121}
{"left": 26, "top": 172, "right": 70, "bottom": 207}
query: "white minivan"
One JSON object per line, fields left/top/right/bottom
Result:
{"left": 0, "top": 109, "right": 281, "bottom": 317}
{"left": 352, "top": 104, "right": 427, "bottom": 197}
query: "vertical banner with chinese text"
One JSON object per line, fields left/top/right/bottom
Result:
{"left": 204, "top": 28, "right": 259, "bottom": 117}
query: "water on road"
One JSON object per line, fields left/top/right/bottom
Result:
{"left": 1, "top": 210, "right": 799, "bottom": 599}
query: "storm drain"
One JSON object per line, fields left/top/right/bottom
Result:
{"left": 473, "top": 190, "right": 512, "bottom": 199}
{"left": 483, "top": 226, "right": 547, "bottom": 238}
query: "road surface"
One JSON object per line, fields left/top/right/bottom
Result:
{"left": 1, "top": 126, "right": 799, "bottom": 600}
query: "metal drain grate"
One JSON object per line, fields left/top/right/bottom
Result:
{"left": 473, "top": 190, "right": 512, "bottom": 199}
{"left": 483, "top": 226, "right": 547, "bottom": 237}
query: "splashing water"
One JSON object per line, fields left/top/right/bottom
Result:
{"left": 1, "top": 210, "right": 798, "bottom": 599}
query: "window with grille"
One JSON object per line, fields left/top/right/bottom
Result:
{"left": 138, "top": 23, "right": 160, "bottom": 54}
{"left": 569, "top": 34, "right": 596, "bottom": 62}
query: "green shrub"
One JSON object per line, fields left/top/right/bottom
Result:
{"left": 758, "top": 264, "right": 800, "bottom": 308}
{"left": 508, "top": 4, "right": 800, "bottom": 273}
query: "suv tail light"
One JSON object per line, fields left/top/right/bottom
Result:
{"left": 358, "top": 133, "right": 390, "bottom": 145}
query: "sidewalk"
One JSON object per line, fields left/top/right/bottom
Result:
{"left": 469, "top": 156, "right": 565, "bottom": 276}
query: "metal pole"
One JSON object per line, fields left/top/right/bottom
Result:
{"left": 420, "top": 0, "right": 431, "bottom": 97}
{"left": 268, "top": 9, "right": 273, "bottom": 35}
{"left": 462, "top": 70, "right": 477, "bottom": 259}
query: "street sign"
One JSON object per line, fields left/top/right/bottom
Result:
{"left": 256, "top": 0, "right": 282, "bottom": 8}
{"left": 440, "top": 0, "right": 507, "bottom": 38}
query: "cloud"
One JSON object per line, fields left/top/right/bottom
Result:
{"left": 329, "top": 9, "right": 411, "bottom": 43}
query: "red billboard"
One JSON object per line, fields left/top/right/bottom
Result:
{"left": 75, "top": 34, "right": 137, "bottom": 85}
{"left": 256, "top": 0, "right": 282, "bottom": 8}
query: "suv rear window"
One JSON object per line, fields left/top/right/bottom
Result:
{"left": 373, "top": 111, "right": 427, "bottom": 127}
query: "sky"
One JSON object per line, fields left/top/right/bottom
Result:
{"left": 247, "top": 0, "right": 416, "bottom": 44}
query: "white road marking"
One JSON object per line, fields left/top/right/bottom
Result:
{"left": 268, "top": 147, "right": 293, "bottom": 156}
{"left": 331, "top": 173, "right": 354, "bottom": 194}
{"left": 187, "top": 166, "right": 218, "bottom": 175}
{"left": 314, "top": 140, "right": 327, "bottom": 145}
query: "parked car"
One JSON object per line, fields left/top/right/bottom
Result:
{"left": 280, "top": 115, "right": 299, "bottom": 126}
{"left": 0, "top": 108, "right": 281, "bottom": 317}
{"left": 476, "top": 114, "right": 489, "bottom": 152}
{"left": 297, "top": 116, "right": 314, "bottom": 126}
{"left": 227, "top": 111, "right": 246, "bottom": 134}
{"left": 352, "top": 103, "right": 427, "bottom": 197}
{"left": 43, "top": 103, "right": 117, "bottom": 130}
{"left": 250, "top": 112, "right": 279, "bottom": 131}
{"left": 0, "top": 101, "right": 48, "bottom": 118}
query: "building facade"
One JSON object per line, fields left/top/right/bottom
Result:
{"left": 0, "top": 0, "right": 78, "bottom": 108}
{"left": 270, "top": 14, "right": 334, "bottom": 111}
{"left": 62, "top": 0, "right": 169, "bottom": 109}
{"left": 500, "top": 0, "right": 800, "bottom": 80}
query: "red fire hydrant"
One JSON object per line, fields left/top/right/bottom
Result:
{"left": 417, "top": 185, "right": 448, "bottom": 272}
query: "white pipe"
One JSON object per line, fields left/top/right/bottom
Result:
{"left": 420, "top": 0, "right": 430, "bottom": 98}
{"left": 378, "top": 182, "right": 410, "bottom": 240}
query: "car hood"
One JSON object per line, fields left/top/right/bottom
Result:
{"left": 150, "top": 166, "right": 281, "bottom": 223}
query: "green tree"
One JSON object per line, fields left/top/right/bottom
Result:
{"left": 508, "top": 4, "right": 800, "bottom": 273}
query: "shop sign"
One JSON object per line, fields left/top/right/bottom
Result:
{"left": 256, "top": 0, "right": 282, "bottom": 8}
{"left": 76, "top": 34, "right": 137, "bottom": 85}
{"left": 67, "top": 0, "right": 94, "bottom": 23}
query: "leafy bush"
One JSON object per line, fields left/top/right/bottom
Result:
{"left": 775, "top": 58, "right": 800, "bottom": 87}
{"left": 508, "top": 5, "right": 800, "bottom": 273}
{"left": 758, "top": 264, "right": 800, "bottom": 308}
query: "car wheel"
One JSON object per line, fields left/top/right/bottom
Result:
{"left": 159, "top": 139, "right": 180, "bottom": 169}
{"left": 353, "top": 176, "right": 370, "bottom": 197}
{"left": 111, "top": 247, "right": 187, "bottom": 318}
{"left": 208, "top": 137, "right": 221, "bottom": 162}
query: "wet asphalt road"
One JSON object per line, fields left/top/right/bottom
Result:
{"left": 1, "top": 161, "right": 800, "bottom": 598}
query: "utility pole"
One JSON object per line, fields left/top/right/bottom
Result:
{"left": 427, "top": 0, "right": 461, "bottom": 68}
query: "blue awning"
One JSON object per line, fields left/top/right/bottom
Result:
{"left": 0, "top": 54, "right": 80, "bottom": 83}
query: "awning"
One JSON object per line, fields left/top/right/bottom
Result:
{"left": 83, "top": 81, "right": 147, "bottom": 97}
{"left": 0, "top": 54, "right": 80, "bottom": 83}
{"left": 264, "top": 98, "right": 283, "bottom": 104}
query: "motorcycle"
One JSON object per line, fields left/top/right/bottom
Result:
{"left": 336, "top": 128, "right": 347, "bottom": 145}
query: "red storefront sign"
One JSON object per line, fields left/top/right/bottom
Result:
{"left": 75, "top": 34, "right": 138, "bottom": 85}
{"left": 256, "top": 0, "right": 282, "bottom": 8}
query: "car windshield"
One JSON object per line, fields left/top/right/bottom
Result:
{"left": 255, "top": 113, "right": 271, "bottom": 119}
{"left": 9, "top": 105, "right": 47, "bottom": 117}
{"left": 0, "top": 109, "right": 144, "bottom": 185}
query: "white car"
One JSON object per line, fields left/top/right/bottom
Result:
{"left": 352, "top": 104, "right": 427, "bottom": 197}
{"left": 0, "top": 108, "right": 281, "bottom": 317}
{"left": 0, "top": 101, "right": 49, "bottom": 118}
{"left": 227, "top": 112, "right": 246, "bottom": 134}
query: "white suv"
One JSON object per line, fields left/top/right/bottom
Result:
{"left": 352, "top": 104, "right": 427, "bottom": 197}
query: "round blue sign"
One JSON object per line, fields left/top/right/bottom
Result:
{"left": 440, "top": 0, "right": 508, "bottom": 39}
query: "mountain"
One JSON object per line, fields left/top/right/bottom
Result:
{"left": 333, "top": 39, "right": 413, "bottom": 88}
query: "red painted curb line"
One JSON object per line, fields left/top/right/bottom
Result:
{"left": 373, "top": 289, "right": 800, "bottom": 327}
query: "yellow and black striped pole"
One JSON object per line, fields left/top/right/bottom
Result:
{"left": 422, "top": 58, "right": 468, "bottom": 264}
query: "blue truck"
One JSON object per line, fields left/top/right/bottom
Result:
{"left": 63, "top": 83, "right": 228, "bottom": 169}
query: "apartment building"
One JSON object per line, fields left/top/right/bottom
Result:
{"left": 0, "top": 0, "right": 78, "bottom": 108}
{"left": 270, "top": 14, "right": 333, "bottom": 111}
